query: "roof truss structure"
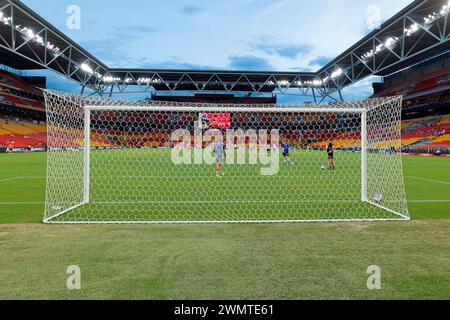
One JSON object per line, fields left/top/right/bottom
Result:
{"left": 0, "top": 0, "right": 449, "bottom": 100}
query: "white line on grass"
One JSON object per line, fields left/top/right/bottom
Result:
{"left": 0, "top": 176, "right": 24, "bottom": 182}
{"left": 0, "top": 176, "right": 45, "bottom": 183}
{"left": 408, "top": 200, "right": 450, "bottom": 203}
{"left": 1, "top": 200, "right": 449, "bottom": 205}
{"left": 88, "top": 200, "right": 361, "bottom": 204}
{"left": 407, "top": 176, "right": 450, "bottom": 186}
{"left": 0, "top": 202, "right": 45, "bottom": 205}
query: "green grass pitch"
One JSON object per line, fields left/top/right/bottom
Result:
{"left": 0, "top": 152, "right": 449, "bottom": 299}
{"left": 46, "top": 149, "right": 405, "bottom": 223}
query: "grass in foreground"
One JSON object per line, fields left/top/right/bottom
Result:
{"left": 0, "top": 221, "right": 449, "bottom": 299}
{"left": 0, "top": 152, "right": 449, "bottom": 223}
{"left": 0, "top": 153, "right": 449, "bottom": 299}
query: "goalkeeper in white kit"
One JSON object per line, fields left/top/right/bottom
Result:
{"left": 213, "top": 138, "right": 225, "bottom": 177}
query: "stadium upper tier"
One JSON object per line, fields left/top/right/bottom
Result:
{"left": 0, "top": 0, "right": 449, "bottom": 99}
{"left": 0, "top": 69, "right": 45, "bottom": 112}
{"left": 374, "top": 68, "right": 450, "bottom": 99}
{"left": 373, "top": 51, "right": 450, "bottom": 99}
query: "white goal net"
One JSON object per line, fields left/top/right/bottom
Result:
{"left": 43, "top": 90, "right": 409, "bottom": 224}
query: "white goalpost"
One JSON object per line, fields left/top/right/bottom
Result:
{"left": 43, "top": 90, "right": 409, "bottom": 224}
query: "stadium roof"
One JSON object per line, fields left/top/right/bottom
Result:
{"left": 0, "top": 0, "right": 449, "bottom": 101}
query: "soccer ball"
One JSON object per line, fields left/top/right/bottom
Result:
{"left": 373, "top": 193, "right": 384, "bottom": 203}
{"left": 321, "top": 166, "right": 326, "bottom": 171}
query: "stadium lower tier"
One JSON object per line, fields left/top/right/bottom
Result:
{"left": 1, "top": 114, "right": 449, "bottom": 150}
{"left": 401, "top": 115, "right": 450, "bottom": 148}
{"left": 0, "top": 119, "right": 47, "bottom": 148}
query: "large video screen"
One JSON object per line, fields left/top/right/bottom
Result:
{"left": 200, "top": 113, "right": 231, "bottom": 129}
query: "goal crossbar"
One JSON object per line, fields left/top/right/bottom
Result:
{"left": 86, "top": 105, "right": 368, "bottom": 114}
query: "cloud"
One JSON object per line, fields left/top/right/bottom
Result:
{"left": 341, "top": 76, "right": 381, "bottom": 100}
{"left": 308, "top": 56, "right": 333, "bottom": 67}
{"left": 251, "top": 0, "right": 294, "bottom": 17}
{"left": 228, "top": 55, "right": 274, "bottom": 70}
{"left": 78, "top": 36, "right": 135, "bottom": 66}
{"left": 180, "top": 5, "right": 205, "bottom": 15}
{"left": 255, "top": 43, "right": 312, "bottom": 59}
{"left": 288, "top": 66, "right": 314, "bottom": 72}
{"left": 249, "top": 36, "right": 313, "bottom": 59}
{"left": 133, "top": 55, "right": 274, "bottom": 71}
{"left": 118, "top": 25, "right": 158, "bottom": 34}
{"left": 139, "top": 57, "right": 217, "bottom": 70}
{"left": 78, "top": 26, "right": 159, "bottom": 66}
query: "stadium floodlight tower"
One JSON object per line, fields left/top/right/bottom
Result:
{"left": 43, "top": 90, "right": 409, "bottom": 224}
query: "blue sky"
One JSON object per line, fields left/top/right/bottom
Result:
{"left": 21, "top": 0, "right": 413, "bottom": 101}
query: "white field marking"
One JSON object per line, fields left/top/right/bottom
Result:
{"left": 0, "top": 202, "right": 45, "bottom": 205}
{"left": 1, "top": 200, "right": 448, "bottom": 205}
{"left": 3, "top": 200, "right": 356, "bottom": 205}
{"left": 45, "top": 218, "right": 409, "bottom": 225}
{"left": 89, "top": 200, "right": 371, "bottom": 205}
{"left": 89, "top": 175, "right": 349, "bottom": 180}
{"left": 1, "top": 200, "right": 447, "bottom": 205}
{"left": 407, "top": 176, "right": 450, "bottom": 186}
{"left": 0, "top": 176, "right": 24, "bottom": 182}
{"left": 408, "top": 200, "right": 450, "bottom": 203}
{"left": 0, "top": 176, "right": 45, "bottom": 182}
{"left": 19, "top": 176, "right": 46, "bottom": 179}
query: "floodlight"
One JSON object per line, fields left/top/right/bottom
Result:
{"left": 81, "top": 63, "right": 94, "bottom": 74}
{"left": 384, "top": 37, "right": 398, "bottom": 48}
{"left": 35, "top": 35, "right": 44, "bottom": 44}
{"left": 331, "top": 68, "right": 343, "bottom": 79}
{"left": 103, "top": 76, "right": 121, "bottom": 83}
{"left": 26, "top": 29, "right": 34, "bottom": 38}
{"left": 405, "top": 23, "right": 419, "bottom": 36}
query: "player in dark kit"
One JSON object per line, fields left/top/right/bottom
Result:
{"left": 327, "top": 142, "right": 335, "bottom": 170}
{"left": 282, "top": 143, "right": 291, "bottom": 163}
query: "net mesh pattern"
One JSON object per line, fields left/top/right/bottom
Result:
{"left": 43, "top": 90, "right": 409, "bottom": 223}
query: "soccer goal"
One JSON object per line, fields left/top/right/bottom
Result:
{"left": 43, "top": 90, "right": 409, "bottom": 224}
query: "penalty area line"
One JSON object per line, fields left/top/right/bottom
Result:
{"left": 0, "top": 176, "right": 46, "bottom": 182}
{"left": 406, "top": 176, "right": 450, "bottom": 186}
{"left": 0, "top": 176, "right": 24, "bottom": 182}
{"left": 408, "top": 200, "right": 450, "bottom": 203}
{"left": 2, "top": 200, "right": 449, "bottom": 205}
{"left": 0, "top": 202, "right": 45, "bottom": 205}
